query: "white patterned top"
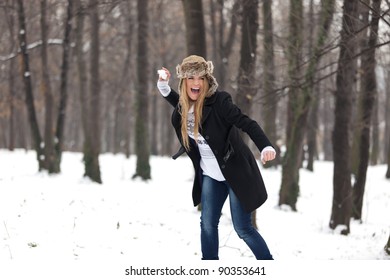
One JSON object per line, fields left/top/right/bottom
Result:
{"left": 187, "top": 106, "right": 226, "bottom": 181}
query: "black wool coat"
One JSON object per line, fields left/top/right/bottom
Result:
{"left": 165, "top": 89, "right": 273, "bottom": 213}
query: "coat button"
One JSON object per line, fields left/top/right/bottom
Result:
{"left": 205, "top": 135, "right": 209, "bottom": 140}
{"left": 214, "top": 150, "right": 218, "bottom": 155}
{"left": 221, "top": 165, "right": 225, "bottom": 169}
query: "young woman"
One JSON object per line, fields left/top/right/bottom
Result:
{"left": 157, "top": 55, "right": 276, "bottom": 260}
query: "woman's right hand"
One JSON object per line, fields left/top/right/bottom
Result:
{"left": 158, "top": 67, "right": 171, "bottom": 81}
{"left": 157, "top": 67, "right": 172, "bottom": 97}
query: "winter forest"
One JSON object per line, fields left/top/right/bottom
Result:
{"left": 0, "top": 0, "right": 390, "bottom": 263}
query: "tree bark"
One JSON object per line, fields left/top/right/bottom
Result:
{"left": 210, "top": 0, "right": 239, "bottom": 90}
{"left": 262, "top": 0, "right": 280, "bottom": 168}
{"left": 74, "top": 0, "right": 101, "bottom": 182}
{"left": 330, "top": 0, "right": 359, "bottom": 235}
{"left": 322, "top": 97, "right": 333, "bottom": 160}
{"left": 84, "top": 0, "right": 102, "bottom": 183}
{"left": 113, "top": 0, "right": 134, "bottom": 157}
{"left": 55, "top": 0, "right": 73, "bottom": 169}
{"left": 306, "top": 83, "right": 320, "bottom": 171}
{"left": 351, "top": 0, "right": 369, "bottom": 176}
{"left": 370, "top": 95, "right": 379, "bottom": 165}
{"left": 235, "top": 0, "right": 259, "bottom": 227}
{"left": 352, "top": 0, "right": 381, "bottom": 221}
{"left": 16, "top": 0, "right": 44, "bottom": 170}
{"left": 155, "top": 1, "right": 173, "bottom": 157}
{"left": 5, "top": 2, "right": 16, "bottom": 151}
{"left": 305, "top": 0, "right": 317, "bottom": 172}
{"left": 235, "top": 0, "right": 259, "bottom": 114}
{"left": 8, "top": 52, "right": 16, "bottom": 152}
{"left": 75, "top": 0, "right": 89, "bottom": 154}
{"left": 133, "top": 0, "right": 151, "bottom": 180}
{"left": 182, "top": 0, "right": 207, "bottom": 57}
{"left": 40, "top": 0, "right": 58, "bottom": 173}
{"left": 279, "top": 0, "right": 303, "bottom": 210}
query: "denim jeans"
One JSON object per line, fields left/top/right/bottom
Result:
{"left": 200, "top": 175, "right": 273, "bottom": 260}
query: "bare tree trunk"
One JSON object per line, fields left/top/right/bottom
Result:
{"left": 210, "top": 0, "right": 239, "bottom": 89}
{"left": 75, "top": 0, "right": 101, "bottom": 183}
{"left": 235, "top": 0, "right": 258, "bottom": 114}
{"left": 279, "top": 0, "right": 303, "bottom": 211}
{"left": 330, "top": 0, "right": 359, "bottom": 235}
{"left": 40, "top": 0, "right": 58, "bottom": 173}
{"left": 4, "top": 2, "right": 16, "bottom": 151}
{"left": 306, "top": 0, "right": 316, "bottom": 172}
{"left": 16, "top": 0, "right": 44, "bottom": 170}
{"left": 151, "top": 60, "right": 158, "bottom": 156}
{"left": 150, "top": 7, "right": 159, "bottom": 156}
{"left": 8, "top": 53, "right": 16, "bottom": 151}
{"left": 155, "top": 1, "right": 173, "bottom": 157}
{"left": 322, "top": 96, "right": 333, "bottom": 160}
{"left": 351, "top": 0, "right": 369, "bottom": 177}
{"left": 113, "top": 0, "right": 134, "bottom": 157}
{"left": 133, "top": 0, "right": 151, "bottom": 180}
{"left": 85, "top": 0, "right": 102, "bottom": 183}
{"left": 262, "top": 0, "right": 280, "bottom": 168}
{"left": 209, "top": 0, "right": 218, "bottom": 68}
{"left": 352, "top": 0, "right": 381, "bottom": 221}
{"left": 370, "top": 96, "right": 379, "bottom": 164}
{"left": 55, "top": 0, "right": 73, "bottom": 168}
{"left": 306, "top": 83, "right": 319, "bottom": 171}
{"left": 75, "top": 0, "right": 89, "bottom": 153}
{"left": 182, "top": 0, "right": 207, "bottom": 57}
{"left": 234, "top": 0, "right": 259, "bottom": 227}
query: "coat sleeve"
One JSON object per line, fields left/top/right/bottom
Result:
{"left": 217, "top": 92, "right": 273, "bottom": 152}
{"left": 164, "top": 89, "right": 180, "bottom": 108}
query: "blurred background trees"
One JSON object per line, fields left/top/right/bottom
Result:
{"left": 0, "top": 0, "right": 389, "bottom": 234}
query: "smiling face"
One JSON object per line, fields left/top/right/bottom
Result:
{"left": 185, "top": 75, "right": 206, "bottom": 101}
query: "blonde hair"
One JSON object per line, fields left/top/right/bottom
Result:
{"left": 179, "top": 78, "right": 210, "bottom": 151}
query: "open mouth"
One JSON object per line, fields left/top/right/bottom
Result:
{"left": 191, "top": 88, "right": 200, "bottom": 94}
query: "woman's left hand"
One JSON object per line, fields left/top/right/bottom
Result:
{"left": 261, "top": 147, "right": 276, "bottom": 164}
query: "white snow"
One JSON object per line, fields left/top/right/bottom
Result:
{"left": 0, "top": 149, "right": 389, "bottom": 279}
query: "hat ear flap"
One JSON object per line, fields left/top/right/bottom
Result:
{"left": 207, "top": 61, "right": 214, "bottom": 74}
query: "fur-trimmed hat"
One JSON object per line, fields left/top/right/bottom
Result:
{"left": 176, "top": 55, "right": 218, "bottom": 98}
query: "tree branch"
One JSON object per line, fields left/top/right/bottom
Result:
{"left": 0, "top": 39, "right": 63, "bottom": 61}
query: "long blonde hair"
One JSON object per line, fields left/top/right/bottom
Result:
{"left": 179, "top": 78, "right": 210, "bottom": 151}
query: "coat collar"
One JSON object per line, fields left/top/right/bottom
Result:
{"left": 202, "top": 91, "right": 218, "bottom": 124}
{"left": 204, "top": 91, "right": 218, "bottom": 105}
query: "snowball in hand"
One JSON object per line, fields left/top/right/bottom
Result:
{"left": 157, "top": 69, "right": 167, "bottom": 80}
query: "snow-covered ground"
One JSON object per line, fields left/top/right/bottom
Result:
{"left": 0, "top": 150, "right": 389, "bottom": 278}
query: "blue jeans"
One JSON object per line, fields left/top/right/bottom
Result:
{"left": 200, "top": 175, "right": 273, "bottom": 260}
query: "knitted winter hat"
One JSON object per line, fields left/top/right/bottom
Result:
{"left": 176, "top": 55, "right": 218, "bottom": 98}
